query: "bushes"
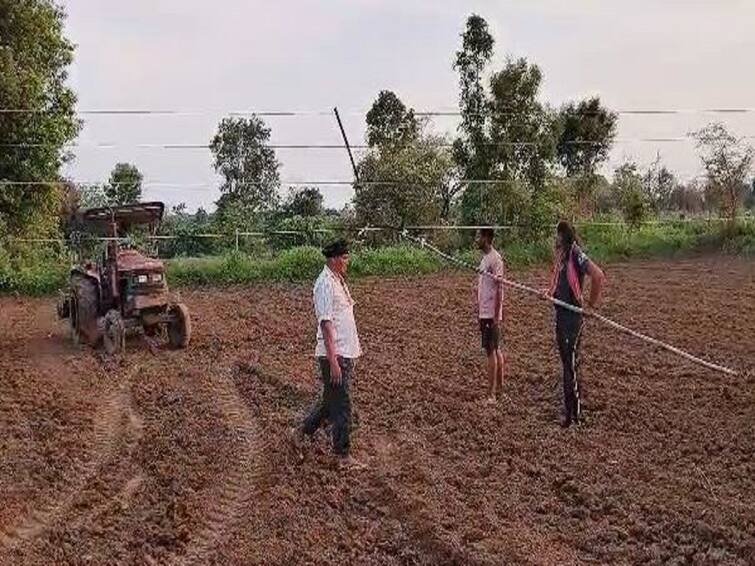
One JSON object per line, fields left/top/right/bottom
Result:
{"left": 0, "top": 247, "right": 69, "bottom": 296}
{"left": 1, "top": 220, "right": 752, "bottom": 295}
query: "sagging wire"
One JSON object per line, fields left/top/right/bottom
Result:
{"left": 398, "top": 229, "right": 740, "bottom": 377}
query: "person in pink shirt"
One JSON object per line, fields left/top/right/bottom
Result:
{"left": 476, "top": 228, "right": 505, "bottom": 402}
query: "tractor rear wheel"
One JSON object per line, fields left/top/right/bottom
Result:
{"left": 103, "top": 309, "right": 125, "bottom": 355}
{"left": 167, "top": 303, "right": 191, "bottom": 349}
{"left": 71, "top": 274, "right": 99, "bottom": 346}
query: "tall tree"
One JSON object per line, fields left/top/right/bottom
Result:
{"left": 452, "top": 15, "right": 561, "bottom": 233}
{"left": 556, "top": 97, "right": 617, "bottom": 213}
{"left": 355, "top": 136, "right": 453, "bottom": 228}
{"left": 642, "top": 155, "right": 677, "bottom": 213}
{"left": 355, "top": 92, "right": 454, "bottom": 227}
{"left": 105, "top": 162, "right": 143, "bottom": 204}
{"left": 613, "top": 162, "right": 648, "bottom": 229}
{"left": 283, "top": 186, "right": 324, "bottom": 218}
{"left": 487, "top": 57, "right": 557, "bottom": 190}
{"left": 556, "top": 97, "right": 617, "bottom": 177}
{"left": 453, "top": 14, "right": 495, "bottom": 181}
{"left": 365, "top": 90, "right": 419, "bottom": 149}
{"left": 691, "top": 123, "right": 754, "bottom": 226}
{"left": 0, "top": 0, "right": 81, "bottom": 239}
{"left": 210, "top": 116, "right": 280, "bottom": 226}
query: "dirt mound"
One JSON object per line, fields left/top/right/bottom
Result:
{"left": 0, "top": 256, "right": 753, "bottom": 564}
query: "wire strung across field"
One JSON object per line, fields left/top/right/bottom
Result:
{"left": 6, "top": 214, "right": 750, "bottom": 245}
{"left": 0, "top": 175, "right": 712, "bottom": 190}
{"left": 2, "top": 106, "right": 755, "bottom": 116}
{"left": 3, "top": 214, "right": 744, "bottom": 376}
{"left": 397, "top": 230, "right": 740, "bottom": 377}
{"left": 6, "top": 136, "right": 754, "bottom": 150}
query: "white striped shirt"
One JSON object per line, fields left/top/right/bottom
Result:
{"left": 313, "top": 266, "right": 362, "bottom": 358}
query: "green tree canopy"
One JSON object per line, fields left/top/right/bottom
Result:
{"left": 210, "top": 116, "right": 280, "bottom": 229}
{"left": 283, "top": 186, "right": 324, "bottom": 218}
{"left": 355, "top": 92, "right": 454, "bottom": 229}
{"left": 613, "top": 162, "right": 648, "bottom": 229}
{"left": 365, "top": 90, "right": 419, "bottom": 150}
{"left": 354, "top": 134, "right": 453, "bottom": 229}
{"left": 0, "top": 0, "right": 81, "bottom": 239}
{"left": 556, "top": 97, "right": 617, "bottom": 178}
{"left": 453, "top": 14, "right": 495, "bottom": 181}
{"left": 105, "top": 162, "right": 143, "bottom": 205}
{"left": 556, "top": 96, "right": 617, "bottom": 213}
{"left": 487, "top": 57, "right": 557, "bottom": 190}
{"left": 642, "top": 155, "right": 677, "bottom": 213}
{"left": 691, "top": 122, "right": 754, "bottom": 224}
{"left": 452, "top": 15, "right": 561, "bottom": 231}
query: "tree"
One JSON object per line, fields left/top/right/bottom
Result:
{"left": 556, "top": 97, "right": 617, "bottom": 213}
{"left": 353, "top": 91, "right": 455, "bottom": 228}
{"left": 0, "top": 0, "right": 81, "bottom": 239}
{"left": 670, "top": 180, "right": 705, "bottom": 214}
{"left": 360, "top": 91, "right": 457, "bottom": 222}
{"left": 78, "top": 184, "right": 109, "bottom": 209}
{"left": 157, "top": 203, "right": 218, "bottom": 258}
{"left": 746, "top": 179, "right": 755, "bottom": 210}
{"left": 452, "top": 15, "right": 561, "bottom": 234}
{"left": 354, "top": 133, "right": 453, "bottom": 229}
{"left": 556, "top": 97, "right": 617, "bottom": 177}
{"left": 105, "top": 162, "right": 143, "bottom": 204}
{"left": 642, "top": 154, "right": 677, "bottom": 213}
{"left": 365, "top": 90, "right": 419, "bottom": 149}
{"left": 691, "top": 123, "right": 754, "bottom": 226}
{"left": 453, "top": 14, "right": 495, "bottom": 181}
{"left": 613, "top": 163, "right": 647, "bottom": 229}
{"left": 487, "top": 57, "right": 558, "bottom": 190}
{"left": 282, "top": 187, "right": 324, "bottom": 218}
{"left": 210, "top": 116, "right": 280, "bottom": 227}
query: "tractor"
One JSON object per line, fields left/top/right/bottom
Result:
{"left": 57, "top": 202, "right": 191, "bottom": 354}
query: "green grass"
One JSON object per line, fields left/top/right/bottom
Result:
{"left": 1, "top": 220, "right": 753, "bottom": 296}
{"left": 0, "top": 251, "right": 70, "bottom": 296}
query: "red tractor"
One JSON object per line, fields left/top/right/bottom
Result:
{"left": 57, "top": 202, "right": 191, "bottom": 354}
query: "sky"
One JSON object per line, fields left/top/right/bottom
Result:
{"left": 60, "top": 0, "right": 755, "bottom": 212}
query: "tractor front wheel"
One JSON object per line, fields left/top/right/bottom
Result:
{"left": 167, "top": 303, "right": 191, "bottom": 349}
{"left": 103, "top": 309, "right": 125, "bottom": 355}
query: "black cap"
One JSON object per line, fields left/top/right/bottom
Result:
{"left": 322, "top": 238, "right": 350, "bottom": 258}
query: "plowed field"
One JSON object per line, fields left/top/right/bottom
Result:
{"left": 1, "top": 255, "right": 753, "bottom": 565}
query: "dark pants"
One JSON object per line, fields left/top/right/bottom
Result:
{"left": 556, "top": 312, "right": 584, "bottom": 423}
{"left": 303, "top": 357, "right": 353, "bottom": 456}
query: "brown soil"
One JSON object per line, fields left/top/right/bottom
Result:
{"left": 0, "top": 255, "right": 753, "bottom": 565}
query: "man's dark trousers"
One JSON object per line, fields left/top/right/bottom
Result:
{"left": 303, "top": 357, "right": 353, "bottom": 455}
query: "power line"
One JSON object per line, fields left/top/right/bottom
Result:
{"left": 2, "top": 107, "right": 755, "bottom": 116}
{"left": 6, "top": 137, "right": 755, "bottom": 150}
{"left": 0, "top": 175, "right": 711, "bottom": 191}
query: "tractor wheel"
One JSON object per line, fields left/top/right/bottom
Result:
{"left": 71, "top": 274, "right": 99, "bottom": 346}
{"left": 103, "top": 309, "right": 126, "bottom": 355}
{"left": 69, "top": 294, "right": 80, "bottom": 347}
{"left": 167, "top": 303, "right": 191, "bottom": 349}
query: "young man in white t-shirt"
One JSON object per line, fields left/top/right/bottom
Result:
{"left": 476, "top": 228, "right": 505, "bottom": 402}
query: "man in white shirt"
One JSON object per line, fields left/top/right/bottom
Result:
{"left": 300, "top": 239, "right": 362, "bottom": 463}
{"left": 476, "top": 228, "right": 505, "bottom": 402}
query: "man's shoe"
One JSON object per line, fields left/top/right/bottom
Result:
{"left": 560, "top": 415, "right": 572, "bottom": 428}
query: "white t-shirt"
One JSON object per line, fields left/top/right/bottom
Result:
{"left": 313, "top": 266, "right": 362, "bottom": 358}
{"left": 477, "top": 248, "right": 504, "bottom": 320}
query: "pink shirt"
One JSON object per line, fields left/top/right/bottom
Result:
{"left": 477, "top": 248, "right": 504, "bottom": 320}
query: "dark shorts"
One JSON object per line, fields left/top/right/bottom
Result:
{"left": 479, "top": 319, "right": 501, "bottom": 353}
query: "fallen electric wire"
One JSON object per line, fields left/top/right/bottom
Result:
{"left": 399, "top": 230, "right": 740, "bottom": 377}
